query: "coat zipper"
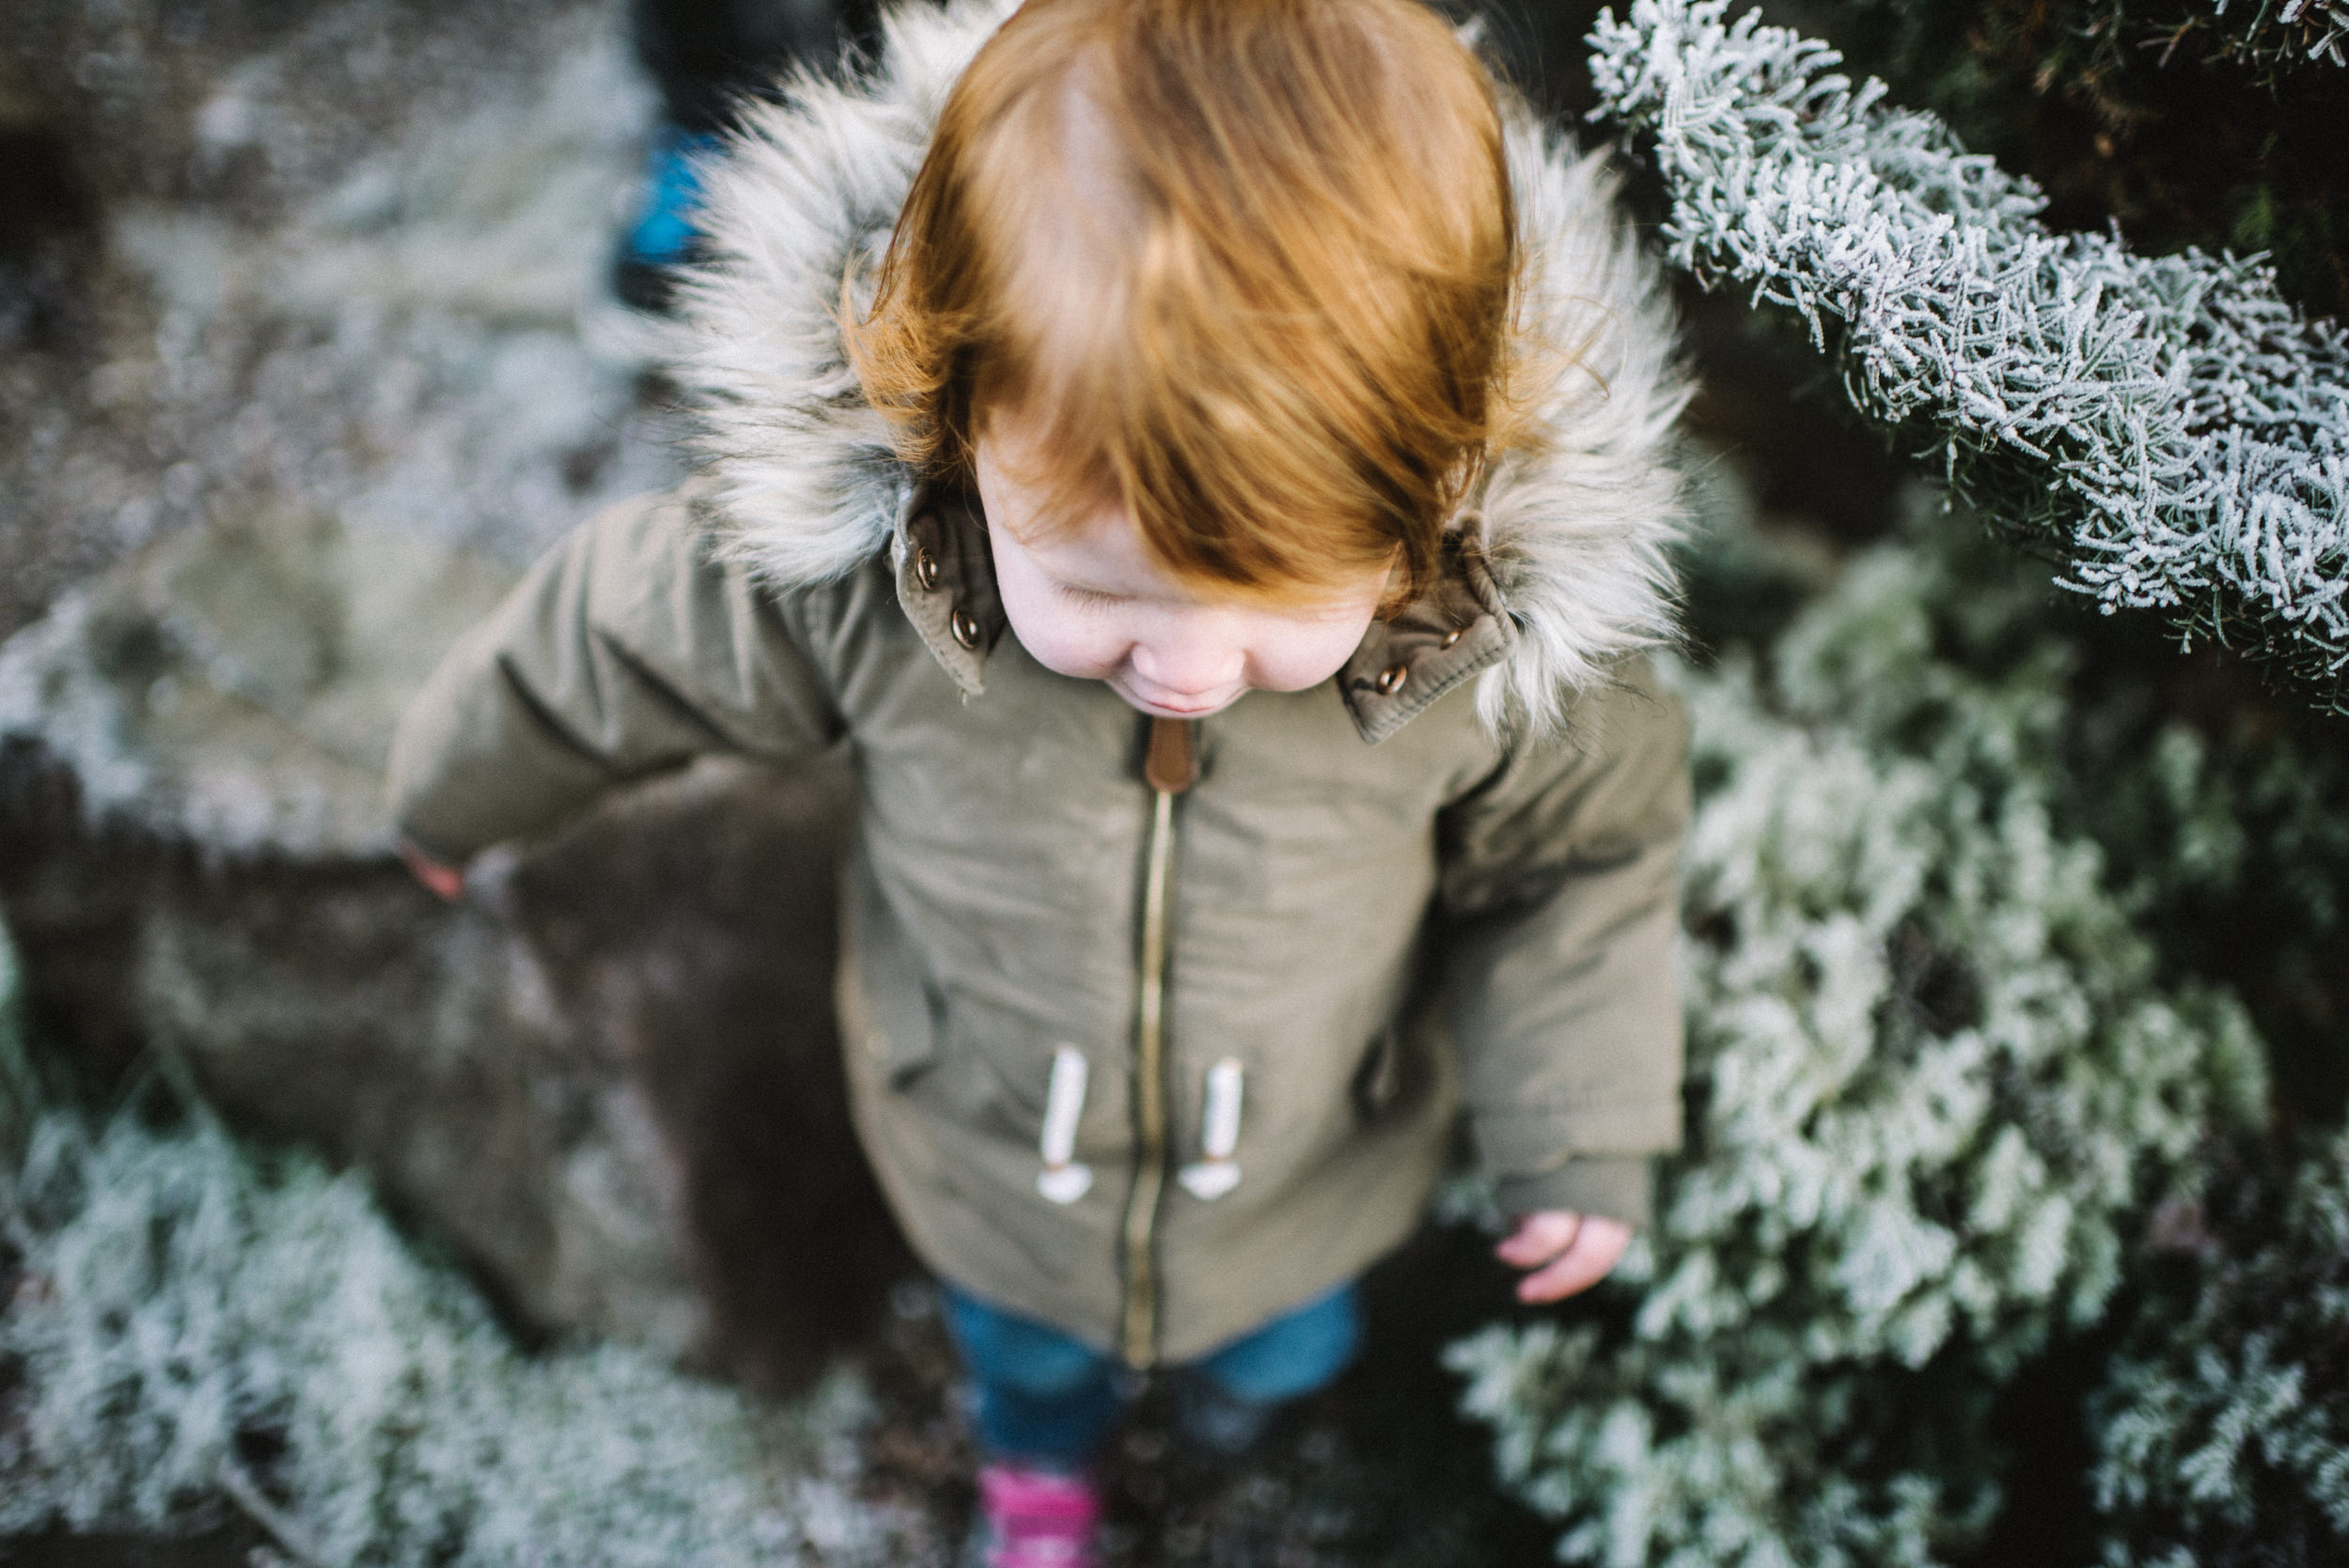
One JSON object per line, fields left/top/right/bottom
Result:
{"left": 1122, "top": 717, "right": 1198, "bottom": 1366}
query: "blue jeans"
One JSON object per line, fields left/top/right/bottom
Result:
{"left": 942, "top": 1282, "right": 1362, "bottom": 1469}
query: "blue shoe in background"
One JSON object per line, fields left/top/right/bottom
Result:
{"left": 613, "top": 127, "right": 721, "bottom": 312}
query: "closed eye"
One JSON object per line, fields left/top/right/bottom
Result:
{"left": 1053, "top": 580, "right": 1128, "bottom": 609}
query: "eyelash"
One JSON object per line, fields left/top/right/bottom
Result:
{"left": 1056, "top": 583, "right": 1125, "bottom": 609}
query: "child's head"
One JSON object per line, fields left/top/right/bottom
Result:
{"left": 846, "top": 0, "right": 1520, "bottom": 623}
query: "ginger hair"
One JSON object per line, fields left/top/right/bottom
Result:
{"left": 842, "top": 0, "right": 1522, "bottom": 604}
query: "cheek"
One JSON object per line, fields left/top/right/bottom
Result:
{"left": 995, "top": 570, "right": 1126, "bottom": 681}
{"left": 1245, "top": 616, "right": 1377, "bottom": 693}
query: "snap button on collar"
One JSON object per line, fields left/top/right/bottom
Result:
{"left": 916, "top": 546, "right": 942, "bottom": 591}
{"left": 950, "top": 606, "right": 983, "bottom": 650}
{"left": 1335, "top": 525, "right": 1509, "bottom": 744}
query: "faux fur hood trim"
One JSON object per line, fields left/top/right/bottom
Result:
{"left": 670, "top": 0, "right": 1691, "bottom": 733}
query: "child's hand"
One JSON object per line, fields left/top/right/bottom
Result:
{"left": 1496, "top": 1210, "right": 1632, "bottom": 1303}
{"left": 398, "top": 840, "right": 467, "bottom": 902}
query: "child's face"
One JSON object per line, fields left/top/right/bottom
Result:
{"left": 977, "top": 422, "right": 1391, "bottom": 720}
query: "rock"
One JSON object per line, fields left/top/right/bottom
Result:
{"left": 0, "top": 510, "right": 896, "bottom": 1390}
{"left": 0, "top": 507, "right": 518, "bottom": 859}
{"left": 0, "top": 1, "right": 681, "bottom": 646}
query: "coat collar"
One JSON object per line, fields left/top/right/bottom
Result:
{"left": 895, "top": 486, "right": 1515, "bottom": 745}
{"left": 669, "top": 0, "right": 1690, "bottom": 740}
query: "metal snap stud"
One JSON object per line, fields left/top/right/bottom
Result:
{"left": 1374, "top": 662, "right": 1409, "bottom": 696}
{"left": 1439, "top": 626, "right": 1464, "bottom": 650}
{"left": 916, "top": 546, "right": 941, "bottom": 591}
{"left": 950, "top": 607, "right": 983, "bottom": 650}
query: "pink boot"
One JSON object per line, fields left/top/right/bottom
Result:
{"left": 970, "top": 1462, "right": 1102, "bottom": 1568}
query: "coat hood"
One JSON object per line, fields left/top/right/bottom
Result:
{"left": 669, "top": 0, "right": 1691, "bottom": 735}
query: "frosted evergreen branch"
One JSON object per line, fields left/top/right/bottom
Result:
{"left": 216, "top": 1459, "right": 332, "bottom": 1568}
{"left": 1589, "top": 0, "right": 2349, "bottom": 710}
{"left": 2209, "top": 0, "right": 2349, "bottom": 69}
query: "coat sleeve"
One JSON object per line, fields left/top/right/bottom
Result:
{"left": 384, "top": 486, "right": 847, "bottom": 863}
{"left": 1433, "top": 656, "right": 1689, "bottom": 1229}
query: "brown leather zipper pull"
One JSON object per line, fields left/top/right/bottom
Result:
{"left": 1143, "top": 716, "right": 1199, "bottom": 794}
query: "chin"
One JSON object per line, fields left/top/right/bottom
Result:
{"left": 1111, "top": 682, "right": 1244, "bottom": 720}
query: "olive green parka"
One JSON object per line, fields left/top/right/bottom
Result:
{"left": 387, "top": 0, "right": 1693, "bottom": 1366}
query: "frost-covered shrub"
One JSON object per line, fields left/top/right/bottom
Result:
{"left": 2075, "top": 706, "right": 2349, "bottom": 942}
{"left": 1448, "top": 510, "right": 2269, "bottom": 1566}
{"left": 2206, "top": 0, "right": 2349, "bottom": 71}
{"left": 1589, "top": 0, "right": 2349, "bottom": 712}
{"left": 0, "top": 1099, "right": 902, "bottom": 1565}
{"left": 2046, "top": 644, "right": 2349, "bottom": 1118}
{"left": 2091, "top": 1137, "right": 2349, "bottom": 1568}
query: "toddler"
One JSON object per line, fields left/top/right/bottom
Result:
{"left": 390, "top": 1, "right": 1691, "bottom": 1562}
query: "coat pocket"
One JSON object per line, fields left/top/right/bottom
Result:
{"left": 850, "top": 931, "right": 939, "bottom": 1090}
{"left": 844, "top": 870, "right": 945, "bottom": 1089}
{"left": 925, "top": 996, "right": 1073, "bottom": 1151}
{"left": 859, "top": 972, "right": 946, "bottom": 1090}
{"left": 1350, "top": 1023, "right": 1403, "bottom": 1122}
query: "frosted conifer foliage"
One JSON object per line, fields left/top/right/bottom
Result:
{"left": 0, "top": 1101, "right": 905, "bottom": 1565}
{"left": 1589, "top": 0, "right": 2349, "bottom": 712}
{"left": 2209, "top": 0, "right": 2349, "bottom": 69}
{"left": 1448, "top": 520, "right": 2268, "bottom": 1565}
{"left": 2091, "top": 1137, "right": 2349, "bottom": 1567}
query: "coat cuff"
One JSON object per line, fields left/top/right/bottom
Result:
{"left": 393, "top": 821, "right": 474, "bottom": 870}
{"left": 1493, "top": 1156, "right": 1653, "bottom": 1229}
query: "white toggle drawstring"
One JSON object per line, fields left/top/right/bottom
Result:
{"left": 1036, "top": 1045, "right": 1094, "bottom": 1203}
{"left": 1179, "top": 1058, "right": 1245, "bottom": 1200}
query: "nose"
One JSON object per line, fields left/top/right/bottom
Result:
{"left": 1127, "top": 615, "right": 1244, "bottom": 698}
